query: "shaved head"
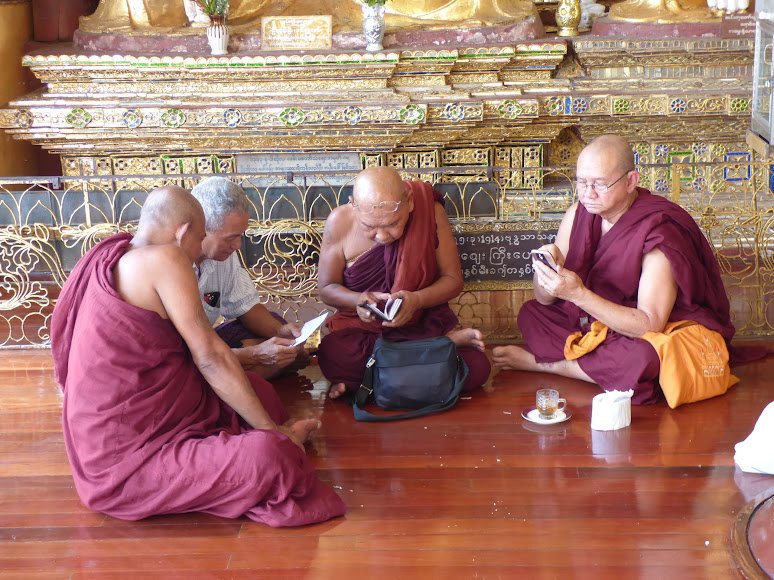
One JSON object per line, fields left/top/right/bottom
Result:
{"left": 139, "top": 185, "right": 204, "bottom": 234}
{"left": 348, "top": 166, "right": 415, "bottom": 245}
{"left": 353, "top": 166, "right": 407, "bottom": 205}
{"left": 579, "top": 135, "right": 635, "bottom": 175}
{"left": 129, "top": 186, "right": 207, "bottom": 263}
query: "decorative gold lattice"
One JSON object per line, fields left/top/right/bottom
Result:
{"left": 2, "top": 153, "right": 774, "bottom": 345}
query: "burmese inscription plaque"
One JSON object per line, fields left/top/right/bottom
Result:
{"left": 722, "top": 13, "right": 756, "bottom": 37}
{"left": 452, "top": 221, "right": 560, "bottom": 289}
{"left": 261, "top": 16, "right": 333, "bottom": 50}
{"left": 236, "top": 152, "right": 360, "bottom": 186}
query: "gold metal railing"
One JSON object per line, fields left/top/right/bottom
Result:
{"left": 1, "top": 160, "right": 772, "bottom": 347}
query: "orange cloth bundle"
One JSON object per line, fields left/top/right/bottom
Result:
{"left": 641, "top": 320, "right": 739, "bottom": 409}
{"left": 563, "top": 321, "right": 609, "bottom": 361}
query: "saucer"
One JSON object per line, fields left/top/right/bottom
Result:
{"left": 521, "top": 406, "right": 572, "bottom": 425}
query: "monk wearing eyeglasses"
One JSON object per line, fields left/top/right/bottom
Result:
{"left": 317, "top": 166, "right": 491, "bottom": 400}
{"left": 493, "top": 134, "right": 737, "bottom": 405}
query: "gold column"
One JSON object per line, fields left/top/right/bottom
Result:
{"left": 0, "top": 0, "right": 37, "bottom": 177}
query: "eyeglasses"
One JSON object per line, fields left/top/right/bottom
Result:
{"left": 575, "top": 171, "right": 632, "bottom": 194}
{"left": 350, "top": 191, "right": 406, "bottom": 214}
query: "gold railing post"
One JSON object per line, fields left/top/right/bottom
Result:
{"left": 671, "top": 163, "right": 681, "bottom": 204}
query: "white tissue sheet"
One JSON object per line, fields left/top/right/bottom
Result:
{"left": 591, "top": 389, "right": 634, "bottom": 431}
{"left": 734, "top": 401, "right": 774, "bottom": 474}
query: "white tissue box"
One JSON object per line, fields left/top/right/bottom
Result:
{"left": 591, "top": 389, "right": 633, "bottom": 431}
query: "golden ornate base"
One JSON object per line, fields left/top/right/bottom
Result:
{"left": 0, "top": 23, "right": 765, "bottom": 346}
{"left": 0, "top": 32, "right": 753, "bottom": 169}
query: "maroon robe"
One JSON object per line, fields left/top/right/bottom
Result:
{"left": 518, "top": 188, "right": 736, "bottom": 405}
{"left": 51, "top": 233, "right": 345, "bottom": 525}
{"left": 318, "top": 182, "right": 491, "bottom": 392}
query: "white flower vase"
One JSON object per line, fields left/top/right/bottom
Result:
{"left": 362, "top": 3, "right": 386, "bottom": 52}
{"left": 207, "top": 18, "right": 229, "bottom": 56}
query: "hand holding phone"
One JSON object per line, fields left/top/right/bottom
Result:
{"left": 358, "top": 298, "right": 403, "bottom": 321}
{"left": 531, "top": 249, "right": 558, "bottom": 272}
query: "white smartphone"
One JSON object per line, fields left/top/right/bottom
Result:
{"left": 531, "top": 249, "right": 557, "bottom": 272}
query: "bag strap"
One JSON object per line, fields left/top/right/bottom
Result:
{"left": 353, "top": 356, "right": 376, "bottom": 409}
{"left": 352, "top": 356, "right": 469, "bottom": 422}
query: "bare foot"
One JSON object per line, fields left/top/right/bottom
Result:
{"left": 327, "top": 382, "right": 347, "bottom": 399}
{"left": 279, "top": 418, "right": 321, "bottom": 449}
{"left": 447, "top": 328, "right": 485, "bottom": 352}
{"left": 491, "top": 345, "right": 594, "bottom": 383}
{"left": 492, "top": 345, "right": 538, "bottom": 370}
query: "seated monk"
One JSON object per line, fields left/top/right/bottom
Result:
{"left": 492, "top": 135, "right": 736, "bottom": 405}
{"left": 50, "top": 185, "right": 345, "bottom": 525}
{"left": 317, "top": 166, "right": 491, "bottom": 399}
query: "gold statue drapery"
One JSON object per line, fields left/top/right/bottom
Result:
{"left": 79, "top": 0, "right": 537, "bottom": 34}
{"left": 606, "top": 0, "right": 718, "bottom": 23}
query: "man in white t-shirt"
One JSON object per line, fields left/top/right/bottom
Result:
{"left": 192, "top": 177, "right": 308, "bottom": 378}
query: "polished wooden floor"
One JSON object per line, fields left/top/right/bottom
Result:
{"left": 2, "top": 346, "right": 774, "bottom": 579}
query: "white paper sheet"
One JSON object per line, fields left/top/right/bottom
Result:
{"left": 292, "top": 312, "right": 329, "bottom": 346}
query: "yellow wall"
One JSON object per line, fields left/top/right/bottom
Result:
{"left": 0, "top": 1, "right": 38, "bottom": 177}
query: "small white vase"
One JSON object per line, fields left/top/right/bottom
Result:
{"left": 207, "top": 18, "right": 229, "bottom": 56}
{"left": 362, "top": 3, "right": 386, "bottom": 52}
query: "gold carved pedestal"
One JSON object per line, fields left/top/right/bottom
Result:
{"left": 0, "top": 26, "right": 769, "bottom": 344}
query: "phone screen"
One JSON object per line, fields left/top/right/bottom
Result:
{"left": 532, "top": 251, "right": 557, "bottom": 272}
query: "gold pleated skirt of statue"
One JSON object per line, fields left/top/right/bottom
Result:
{"left": 606, "top": 0, "right": 718, "bottom": 23}
{"left": 79, "top": 0, "right": 537, "bottom": 35}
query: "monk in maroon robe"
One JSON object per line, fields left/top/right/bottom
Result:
{"left": 493, "top": 135, "right": 736, "bottom": 405}
{"left": 51, "top": 186, "right": 345, "bottom": 525}
{"left": 317, "top": 166, "right": 491, "bottom": 398}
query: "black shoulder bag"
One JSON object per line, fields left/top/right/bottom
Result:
{"left": 353, "top": 336, "right": 469, "bottom": 422}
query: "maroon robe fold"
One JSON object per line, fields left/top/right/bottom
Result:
{"left": 319, "top": 181, "right": 491, "bottom": 392}
{"left": 519, "top": 188, "right": 737, "bottom": 405}
{"left": 51, "top": 234, "right": 345, "bottom": 525}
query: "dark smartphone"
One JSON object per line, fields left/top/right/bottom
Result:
{"left": 531, "top": 250, "right": 557, "bottom": 272}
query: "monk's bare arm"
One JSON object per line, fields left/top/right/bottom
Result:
{"left": 405, "top": 203, "right": 464, "bottom": 310}
{"left": 150, "top": 248, "right": 278, "bottom": 430}
{"left": 533, "top": 203, "right": 576, "bottom": 305}
{"left": 554, "top": 247, "right": 678, "bottom": 338}
{"left": 238, "top": 303, "right": 284, "bottom": 338}
{"left": 318, "top": 207, "right": 361, "bottom": 310}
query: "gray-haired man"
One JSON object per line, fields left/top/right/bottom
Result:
{"left": 191, "top": 176, "right": 308, "bottom": 379}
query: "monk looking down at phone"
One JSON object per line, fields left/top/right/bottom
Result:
{"left": 316, "top": 166, "right": 492, "bottom": 400}
{"left": 492, "top": 135, "right": 737, "bottom": 405}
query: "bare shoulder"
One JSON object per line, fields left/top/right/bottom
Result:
{"left": 115, "top": 244, "right": 194, "bottom": 316}
{"left": 557, "top": 202, "right": 579, "bottom": 235}
{"left": 434, "top": 201, "right": 451, "bottom": 223}
{"left": 434, "top": 201, "right": 454, "bottom": 237}
{"left": 322, "top": 203, "right": 354, "bottom": 246}
{"left": 119, "top": 243, "right": 189, "bottom": 273}
{"left": 550, "top": 202, "right": 579, "bottom": 257}
{"left": 563, "top": 202, "right": 579, "bottom": 223}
